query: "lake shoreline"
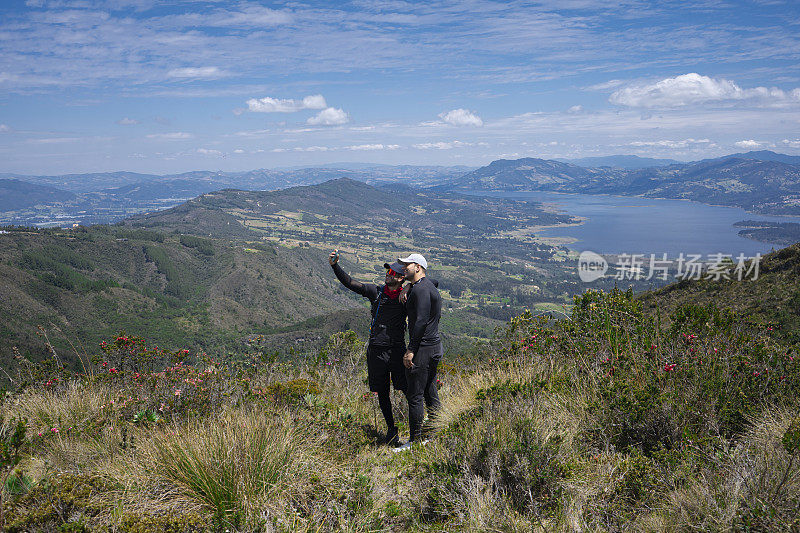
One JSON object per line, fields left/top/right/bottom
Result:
{"left": 463, "top": 189, "right": 794, "bottom": 257}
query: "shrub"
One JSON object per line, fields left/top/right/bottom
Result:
{"left": 255, "top": 378, "right": 322, "bottom": 405}
{"left": 179, "top": 235, "right": 214, "bottom": 255}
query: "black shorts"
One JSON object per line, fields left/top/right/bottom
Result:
{"left": 367, "top": 344, "right": 407, "bottom": 393}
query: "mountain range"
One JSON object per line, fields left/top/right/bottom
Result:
{"left": 0, "top": 178, "right": 77, "bottom": 211}
{"left": 2, "top": 151, "right": 800, "bottom": 226}
{"left": 442, "top": 151, "right": 800, "bottom": 215}
{"left": 557, "top": 155, "right": 683, "bottom": 169}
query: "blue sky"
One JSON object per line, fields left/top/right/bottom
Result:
{"left": 1, "top": 0, "right": 799, "bottom": 174}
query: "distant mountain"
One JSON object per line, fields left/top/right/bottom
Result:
{"left": 97, "top": 178, "right": 224, "bottom": 203}
{"left": 0, "top": 179, "right": 76, "bottom": 211}
{"left": 712, "top": 150, "right": 800, "bottom": 165}
{"left": 1, "top": 165, "right": 472, "bottom": 227}
{"left": 10, "top": 164, "right": 472, "bottom": 196}
{"left": 18, "top": 171, "right": 161, "bottom": 193}
{"left": 6, "top": 154, "right": 800, "bottom": 226}
{"left": 277, "top": 162, "right": 476, "bottom": 174}
{"left": 441, "top": 158, "right": 602, "bottom": 191}
{"left": 443, "top": 156, "right": 800, "bottom": 215}
{"left": 559, "top": 155, "right": 682, "bottom": 169}
{"left": 126, "top": 177, "right": 574, "bottom": 240}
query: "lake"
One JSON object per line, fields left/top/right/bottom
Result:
{"left": 470, "top": 190, "right": 799, "bottom": 258}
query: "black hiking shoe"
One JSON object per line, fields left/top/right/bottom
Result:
{"left": 386, "top": 426, "right": 400, "bottom": 447}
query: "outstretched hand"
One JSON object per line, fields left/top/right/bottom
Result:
{"left": 329, "top": 249, "right": 339, "bottom": 266}
{"left": 403, "top": 350, "right": 415, "bottom": 369}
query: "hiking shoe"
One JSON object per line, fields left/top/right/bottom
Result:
{"left": 391, "top": 440, "right": 428, "bottom": 453}
{"left": 386, "top": 426, "right": 400, "bottom": 447}
{"left": 392, "top": 441, "right": 413, "bottom": 453}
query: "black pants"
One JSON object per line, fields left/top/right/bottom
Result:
{"left": 405, "top": 343, "right": 442, "bottom": 441}
{"left": 367, "top": 344, "right": 407, "bottom": 430}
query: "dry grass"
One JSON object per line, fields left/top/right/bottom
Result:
{"left": 3, "top": 381, "right": 112, "bottom": 435}
{"left": 105, "top": 406, "right": 329, "bottom": 527}
{"left": 662, "top": 407, "right": 800, "bottom": 531}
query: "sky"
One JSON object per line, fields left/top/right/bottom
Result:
{"left": 1, "top": 0, "right": 799, "bottom": 175}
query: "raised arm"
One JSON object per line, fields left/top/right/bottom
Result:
{"left": 329, "top": 250, "right": 378, "bottom": 300}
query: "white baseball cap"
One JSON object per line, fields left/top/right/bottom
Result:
{"left": 398, "top": 253, "right": 428, "bottom": 269}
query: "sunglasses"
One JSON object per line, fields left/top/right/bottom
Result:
{"left": 387, "top": 269, "right": 404, "bottom": 277}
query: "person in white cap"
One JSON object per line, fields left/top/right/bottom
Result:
{"left": 396, "top": 252, "right": 442, "bottom": 447}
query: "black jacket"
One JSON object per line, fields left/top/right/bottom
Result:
{"left": 405, "top": 276, "right": 441, "bottom": 353}
{"left": 332, "top": 263, "right": 407, "bottom": 347}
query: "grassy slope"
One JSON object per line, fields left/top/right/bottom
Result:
{"left": 1, "top": 241, "right": 799, "bottom": 531}
{"left": 638, "top": 242, "right": 800, "bottom": 345}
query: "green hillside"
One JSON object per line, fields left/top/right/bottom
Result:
{"left": 638, "top": 242, "right": 800, "bottom": 345}
{"left": 0, "top": 179, "right": 526, "bottom": 372}
{"left": 0, "top": 225, "right": 367, "bottom": 369}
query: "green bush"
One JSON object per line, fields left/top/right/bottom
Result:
{"left": 258, "top": 378, "right": 322, "bottom": 405}
{"left": 179, "top": 235, "right": 214, "bottom": 255}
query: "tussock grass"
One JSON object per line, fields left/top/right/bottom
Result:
{"left": 115, "top": 407, "right": 327, "bottom": 527}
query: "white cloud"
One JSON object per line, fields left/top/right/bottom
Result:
{"left": 168, "top": 66, "right": 223, "bottom": 79}
{"left": 295, "top": 145, "right": 330, "bottom": 152}
{"left": 346, "top": 143, "right": 400, "bottom": 151}
{"left": 586, "top": 79, "right": 624, "bottom": 91}
{"left": 273, "top": 145, "right": 330, "bottom": 152}
{"left": 204, "top": 5, "right": 291, "bottom": 27}
{"left": 629, "top": 138, "right": 711, "bottom": 149}
{"left": 0, "top": 124, "right": 11, "bottom": 132}
{"left": 734, "top": 140, "right": 763, "bottom": 149}
{"left": 196, "top": 148, "right": 222, "bottom": 155}
{"left": 27, "top": 137, "right": 81, "bottom": 144}
{"left": 116, "top": 117, "right": 139, "bottom": 125}
{"left": 567, "top": 105, "right": 583, "bottom": 114}
{"left": 301, "top": 95, "right": 327, "bottom": 109}
{"left": 610, "top": 73, "right": 800, "bottom": 108}
{"left": 246, "top": 94, "right": 327, "bottom": 113}
{"left": 233, "top": 149, "right": 245, "bottom": 154}
{"left": 781, "top": 139, "right": 800, "bottom": 149}
{"left": 146, "top": 132, "right": 193, "bottom": 140}
{"left": 306, "top": 107, "right": 349, "bottom": 126}
{"left": 413, "top": 140, "right": 470, "bottom": 150}
{"left": 438, "top": 108, "right": 483, "bottom": 126}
